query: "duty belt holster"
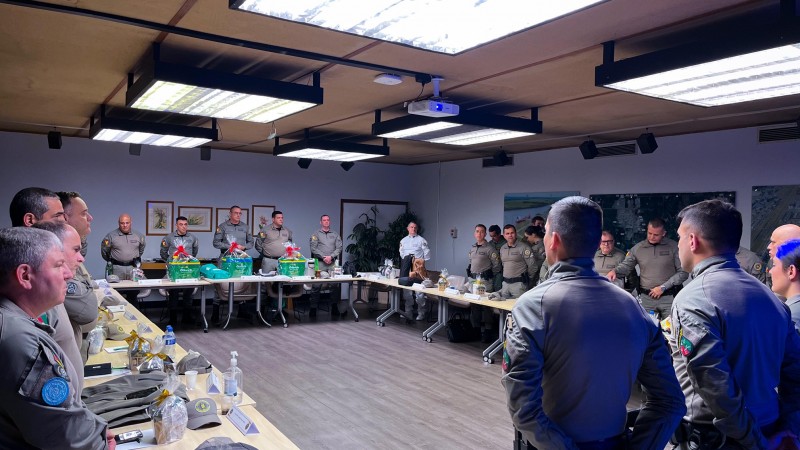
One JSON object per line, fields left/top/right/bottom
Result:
{"left": 672, "top": 421, "right": 727, "bottom": 450}
{"left": 111, "top": 259, "right": 133, "bottom": 267}
{"left": 503, "top": 276, "right": 525, "bottom": 284}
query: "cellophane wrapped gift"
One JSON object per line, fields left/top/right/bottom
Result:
{"left": 149, "top": 378, "right": 188, "bottom": 445}
{"left": 125, "top": 331, "right": 151, "bottom": 375}
{"left": 220, "top": 238, "right": 252, "bottom": 278}
{"left": 167, "top": 237, "right": 200, "bottom": 280}
{"left": 278, "top": 241, "right": 307, "bottom": 277}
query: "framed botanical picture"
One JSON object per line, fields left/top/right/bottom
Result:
{"left": 251, "top": 205, "right": 275, "bottom": 235}
{"left": 146, "top": 201, "right": 173, "bottom": 236}
{"left": 216, "top": 207, "right": 249, "bottom": 230}
{"left": 178, "top": 206, "right": 213, "bottom": 232}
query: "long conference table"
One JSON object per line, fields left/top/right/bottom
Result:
{"left": 86, "top": 286, "right": 298, "bottom": 449}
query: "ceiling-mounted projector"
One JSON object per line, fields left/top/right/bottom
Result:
{"left": 408, "top": 99, "right": 460, "bottom": 117}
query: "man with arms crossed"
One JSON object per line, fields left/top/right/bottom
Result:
{"left": 503, "top": 196, "right": 684, "bottom": 450}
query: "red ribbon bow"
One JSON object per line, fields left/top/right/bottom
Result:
{"left": 173, "top": 245, "right": 189, "bottom": 258}
{"left": 228, "top": 242, "right": 239, "bottom": 254}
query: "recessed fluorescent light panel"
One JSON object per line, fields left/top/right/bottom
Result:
{"left": 274, "top": 138, "right": 389, "bottom": 162}
{"left": 596, "top": 21, "right": 800, "bottom": 107}
{"left": 373, "top": 110, "right": 541, "bottom": 146}
{"left": 230, "top": 0, "right": 603, "bottom": 54}
{"left": 89, "top": 105, "right": 217, "bottom": 148}
{"left": 127, "top": 55, "right": 323, "bottom": 123}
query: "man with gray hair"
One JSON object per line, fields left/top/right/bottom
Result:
{"left": 670, "top": 200, "right": 800, "bottom": 449}
{"left": 0, "top": 227, "right": 114, "bottom": 449}
{"left": 503, "top": 196, "right": 684, "bottom": 450}
{"left": 9, "top": 187, "right": 65, "bottom": 226}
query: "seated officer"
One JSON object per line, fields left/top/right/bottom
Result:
{"left": 0, "top": 227, "right": 114, "bottom": 449}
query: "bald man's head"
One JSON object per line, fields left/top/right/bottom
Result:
{"left": 118, "top": 214, "right": 132, "bottom": 234}
{"left": 769, "top": 224, "right": 800, "bottom": 257}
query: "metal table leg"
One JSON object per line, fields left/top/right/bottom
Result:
{"left": 222, "top": 281, "right": 234, "bottom": 330}
{"left": 277, "top": 282, "right": 287, "bottom": 327}
{"left": 348, "top": 281, "right": 359, "bottom": 322}
{"left": 482, "top": 311, "right": 508, "bottom": 363}
{"left": 376, "top": 288, "right": 398, "bottom": 326}
{"left": 201, "top": 286, "right": 208, "bottom": 333}
{"left": 255, "top": 281, "right": 271, "bottom": 327}
{"left": 422, "top": 296, "right": 448, "bottom": 342}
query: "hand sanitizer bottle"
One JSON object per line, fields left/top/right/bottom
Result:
{"left": 224, "top": 351, "right": 243, "bottom": 405}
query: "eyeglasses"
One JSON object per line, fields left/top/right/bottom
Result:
{"left": 600, "top": 240, "right": 613, "bottom": 244}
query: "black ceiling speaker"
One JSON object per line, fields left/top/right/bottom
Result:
{"left": 129, "top": 143, "right": 142, "bottom": 156}
{"left": 47, "top": 131, "right": 62, "bottom": 149}
{"left": 200, "top": 146, "right": 211, "bottom": 161}
{"left": 297, "top": 158, "right": 312, "bottom": 169}
{"left": 579, "top": 140, "right": 598, "bottom": 160}
{"left": 493, "top": 150, "right": 511, "bottom": 167}
{"left": 341, "top": 161, "right": 355, "bottom": 171}
{"left": 637, "top": 133, "right": 658, "bottom": 154}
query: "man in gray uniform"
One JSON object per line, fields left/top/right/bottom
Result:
{"left": 503, "top": 196, "right": 685, "bottom": 450}
{"left": 58, "top": 191, "right": 100, "bottom": 358}
{"left": 594, "top": 230, "right": 626, "bottom": 289}
{"left": 0, "top": 227, "right": 114, "bottom": 449}
{"left": 212, "top": 205, "right": 254, "bottom": 257}
{"left": 255, "top": 210, "right": 292, "bottom": 274}
{"left": 735, "top": 245, "right": 766, "bottom": 283}
{"left": 59, "top": 191, "right": 93, "bottom": 257}
{"left": 101, "top": 213, "right": 145, "bottom": 304}
{"left": 771, "top": 239, "right": 800, "bottom": 334}
{"left": 607, "top": 218, "right": 687, "bottom": 319}
{"left": 523, "top": 225, "right": 545, "bottom": 287}
{"left": 488, "top": 224, "right": 506, "bottom": 291}
{"left": 161, "top": 215, "right": 199, "bottom": 325}
{"left": 670, "top": 200, "right": 800, "bottom": 449}
{"left": 467, "top": 224, "right": 501, "bottom": 340}
{"left": 399, "top": 221, "right": 430, "bottom": 320}
{"left": 309, "top": 214, "right": 343, "bottom": 318}
{"left": 493, "top": 224, "right": 536, "bottom": 299}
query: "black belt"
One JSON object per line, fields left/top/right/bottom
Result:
{"left": 503, "top": 276, "right": 525, "bottom": 284}
{"left": 111, "top": 259, "right": 133, "bottom": 267}
{"left": 470, "top": 269, "right": 493, "bottom": 280}
{"left": 577, "top": 434, "right": 626, "bottom": 450}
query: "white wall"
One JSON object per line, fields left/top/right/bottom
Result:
{"left": 2, "top": 126, "right": 798, "bottom": 278}
{"left": 0, "top": 131, "right": 412, "bottom": 277}
{"left": 410, "top": 126, "right": 800, "bottom": 272}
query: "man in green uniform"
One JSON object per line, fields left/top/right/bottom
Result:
{"left": 101, "top": 213, "right": 145, "bottom": 304}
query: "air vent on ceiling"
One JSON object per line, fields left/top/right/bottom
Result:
{"left": 758, "top": 123, "right": 800, "bottom": 143}
{"left": 482, "top": 154, "right": 514, "bottom": 168}
{"left": 597, "top": 142, "right": 636, "bottom": 157}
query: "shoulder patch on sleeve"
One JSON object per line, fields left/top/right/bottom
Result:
{"left": 311, "top": 235, "right": 318, "bottom": 241}
{"left": 102, "top": 238, "right": 109, "bottom": 247}
{"left": 66, "top": 281, "right": 78, "bottom": 295}
{"left": 258, "top": 231, "right": 265, "bottom": 239}
{"left": 491, "top": 252, "right": 498, "bottom": 260}
{"left": 161, "top": 239, "right": 168, "bottom": 247}
{"left": 753, "top": 262, "right": 762, "bottom": 272}
{"left": 215, "top": 227, "right": 221, "bottom": 233}
{"left": 524, "top": 248, "right": 532, "bottom": 257}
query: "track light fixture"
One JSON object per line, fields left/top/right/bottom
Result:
{"left": 89, "top": 105, "right": 218, "bottom": 148}
{"left": 341, "top": 161, "right": 355, "bottom": 171}
{"left": 579, "top": 140, "right": 598, "bottom": 160}
{"left": 297, "top": 158, "right": 312, "bottom": 169}
{"left": 274, "top": 130, "right": 389, "bottom": 162}
{"left": 129, "top": 143, "right": 142, "bottom": 156}
{"left": 47, "top": 130, "right": 62, "bottom": 149}
{"left": 200, "top": 146, "right": 211, "bottom": 161}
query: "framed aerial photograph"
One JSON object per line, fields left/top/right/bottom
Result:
{"left": 178, "top": 206, "right": 213, "bottom": 232}
{"left": 146, "top": 201, "right": 173, "bottom": 236}
{"left": 251, "top": 205, "right": 276, "bottom": 235}
{"left": 216, "top": 207, "right": 249, "bottom": 230}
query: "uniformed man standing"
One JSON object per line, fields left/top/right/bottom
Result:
{"left": 101, "top": 213, "right": 145, "bottom": 305}
{"left": 523, "top": 225, "right": 545, "bottom": 287}
{"left": 670, "top": 200, "right": 800, "bottom": 449}
{"left": 594, "top": 230, "right": 626, "bottom": 289}
{"left": 399, "top": 221, "right": 430, "bottom": 320}
{"left": 493, "top": 224, "right": 536, "bottom": 299}
{"left": 160, "top": 215, "right": 199, "bottom": 326}
{"left": 771, "top": 239, "right": 800, "bottom": 333}
{"left": 607, "top": 218, "right": 687, "bottom": 319}
{"left": 212, "top": 205, "right": 254, "bottom": 257}
{"left": 467, "top": 224, "right": 501, "bottom": 340}
{"left": 488, "top": 224, "right": 506, "bottom": 291}
{"left": 58, "top": 191, "right": 93, "bottom": 257}
{"left": 503, "top": 196, "right": 684, "bottom": 450}
{"left": 309, "top": 214, "right": 343, "bottom": 318}
{"left": 0, "top": 227, "right": 114, "bottom": 449}
{"left": 255, "top": 210, "right": 292, "bottom": 274}
{"left": 735, "top": 245, "right": 766, "bottom": 283}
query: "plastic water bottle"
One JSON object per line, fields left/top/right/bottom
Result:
{"left": 163, "top": 325, "right": 176, "bottom": 359}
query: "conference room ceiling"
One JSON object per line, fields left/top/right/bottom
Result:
{"left": 0, "top": 0, "right": 797, "bottom": 165}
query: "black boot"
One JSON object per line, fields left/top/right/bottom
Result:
{"left": 309, "top": 307, "right": 317, "bottom": 319}
{"left": 211, "top": 304, "right": 220, "bottom": 325}
{"left": 169, "top": 309, "right": 178, "bottom": 326}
